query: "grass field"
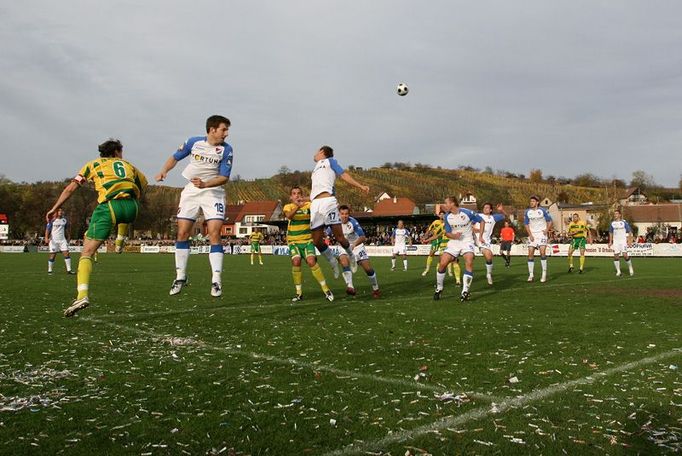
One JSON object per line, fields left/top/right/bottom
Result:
{"left": 0, "top": 253, "right": 680, "bottom": 455}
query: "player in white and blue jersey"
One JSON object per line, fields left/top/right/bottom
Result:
{"left": 310, "top": 146, "right": 370, "bottom": 279}
{"left": 329, "top": 205, "right": 381, "bottom": 298}
{"left": 45, "top": 208, "right": 74, "bottom": 274}
{"left": 524, "top": 195, "right": 553, "bottom": 283}
{"left": 608, "top": 209, "right": 634, "bottom": 276}
{"left": 156, "top": 115, "right": 233, "bottom": 297}
{"left": 434, "top": 196, "right": 485, "bottom": 302}
{"left": 391, "top": 220, "right": 411, "bottom": 271}
{"left": 475, "top": 203, "right": 507, "bottom": 285}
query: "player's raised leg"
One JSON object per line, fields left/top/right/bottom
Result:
{"left": 115, "top": 223, "right": 129, "bottom": 254}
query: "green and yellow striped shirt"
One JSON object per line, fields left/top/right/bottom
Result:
{"left": 75, "top": 158, "right": 147, "bottom": 204}
{"left": 284, "top": 202, "right": 313, "bottom": 244}
{"left": 567, "top": 221, "right": 589, "bottom": 239}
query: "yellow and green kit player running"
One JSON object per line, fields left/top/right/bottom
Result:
{"left": 282, "top": 186, "right": 334, "bottom": 302}
{"left": 46, "top": 139, "right": 148, "bottom": 317}
{"left": 249, "top": 229, "right": 265, "bottom": 265}
{"left": 567, "top": 213, "right": 592, "bottom": 273}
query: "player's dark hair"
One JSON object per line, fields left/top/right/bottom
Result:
{"left": 98, "top": 139, "right": 123, "bottom": 157}
{"left": 614, "top": 209, "right": 622, "bottom": 215}
{"left": 290, "top": 186, "right": 301, "bottom": 194}
{"left": 573, "top": 213, "right": 579, "bottom": 217}
{"left": 339, "top": 205, "right": 350, "bottom": 212}
{"left": 206, "top": 115, "right": 231, "bottom": 132}
{"left": 320, "top": 145, "right": 334, "bottom": 158}
{"left": 483, "top": 202, "right": 493, "bottom": 210}
{"left": 530, "top": 195, "right": 540, "bottom": 202}
{"left": 438, "top": 210, "right": 445, "bottom": 215}
{"left": 446, "top": 196, "right": 460, "bottom": 207}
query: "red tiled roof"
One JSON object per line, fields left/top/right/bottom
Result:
{"left": 236, "top": 200, "right": 279, "bottom": 222}
{"left": 224, "top": 204, "right": 243, "bottom": 224}
{"left": 623, "top": 204, "right": 682, "bottom": 223}
{"left": 372, "top": 198, "right": 416, "bottom": 216}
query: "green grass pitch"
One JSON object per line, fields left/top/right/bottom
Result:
{"left": 0, "top": 253, "right": 680, "bottom": 455}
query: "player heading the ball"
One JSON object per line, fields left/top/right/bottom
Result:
{"left": 309, "top": 145, "right": 369, "bottom": 279}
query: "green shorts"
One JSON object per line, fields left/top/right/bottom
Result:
{"left": 289, "top": 241, "right": 315, "bottom": 258}
{"left": 251, "top": 242, "right": 261, "bottom": 253}
{"left": 570, "top": 237, "right": 587, "bottom": 250}
{"left": 86, "top": 199, "right": 139, "bottom": 241}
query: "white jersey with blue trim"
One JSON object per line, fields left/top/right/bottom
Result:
{"left": 609, "top": 220, "right": 632, "bottom": 243}
{"left": 342, "top": 217, "right": 366, "bottom": 246}
{"left": 476, "top": 213, "right": 505, "bottom": 244}
{"left": 524, "top": 207, "right": 552, "bottom": 233}
{"left": 392, "top": 227, "right": 409, "bottom": 246}
{"left": 311, "top": 158, "right": 344, "bottom": 199}
{"left": 445, "top": 208, "right": 483, "bottom": 243}
{"left": 47, "top": 217, "right": 68, "bottom": 241}
{"left": 173, "top": 136, "right": 233, "bottom": 183}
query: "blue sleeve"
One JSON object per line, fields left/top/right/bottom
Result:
{"left": 444, "top": 215, "right": 452, "bottom": 233}
{"left": 524, "top": 210, "right": 530, "bottom": 225}
{"left": 542, "top": 207, "right": 552, "bottom": 221}
{"left": 493, "top": 213, "right": 505, "bottom": 223}
{"left": 324, "top": 226, "right": 332, "bottom": 237}
{"left": 219, "top": 144, "right": 233, "bottom": 178}
{"left": 391, "top": 228, "right": 396, "bottom": 237}
{"left": 624, "top": 221, "right": 632, "bottom": 233}
{"left": 329, "top": 158, "right": 344, "bottom": 176}
{"left": 350, "top": 218, "right": 365, "bottom": 237}
{"left": 463, "top": 208, "right": 483, "bottom": 223}
{"left": 609, "top": 223, "right": 614, "bottom": 233}
{"left": 172, "top": 136, "right": 202, "bottom": 161}
{"left": 46, "top": 222, "right": 52, "bottom": 231}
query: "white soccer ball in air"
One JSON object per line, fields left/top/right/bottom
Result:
{"left": 397, "top": 83, "right": 409, "bottom": 96}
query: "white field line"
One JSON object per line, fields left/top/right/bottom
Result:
{"left": 324, "top": 347, "right": 682, "bottom": 456}
{"left": 93, "top": 275, "right": 669, "bottom": 321}
{"left": 82, "top": 317, "right": 499, "bottom": 402}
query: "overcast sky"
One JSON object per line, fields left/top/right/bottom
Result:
{"left": 1, "top": 1, "right": 681, "bottom": 187}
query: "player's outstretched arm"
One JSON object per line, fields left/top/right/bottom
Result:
{"left": 46, "top": 181, "right": 79, "bottom": 221}
{"left": 339, "top": 172, "right": 369, "bottom": 193}
{"left": 155, "top": 157, "right": 178, "bottom": 182}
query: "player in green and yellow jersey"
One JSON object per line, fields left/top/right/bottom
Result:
{"left": 421, "top": 211, "right": 460, "bottom": 283}
{"left": 566, "top": 213, "right": 592, "bottom": 273}
{"left": 249, "top": 229, "right": 265, "bottom": 265}
{"left": 46, "top": 139, "right": 148, "bottom": 317}
{"left": 283, "top": 186, "right": 333, "bottom": 302}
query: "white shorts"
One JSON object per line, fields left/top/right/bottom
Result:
{"left": 527, "top": 232, "right": 548, "bottom": 249}
{"left": 310, "top": 196, "right": 340, "bottom": 230}
{"left": 49, "top": 239, "right": 69, "bottom": 253}
{"left": 392, "top": 244, "right": 407, "bottom": 255}
{"left": 177, "top": 184, "right": 226, "bottom": 222}
{"left": 338, "top": 244, "right": 369, "bottom": 263}
{"left": 478, "top": 241, "right": 493, "bottom": 253}
{"left": 443, "top": 240, "right": 476, "bottom": 258}
{"left": 612, "top": 242, "right": 628, "bottom": 255}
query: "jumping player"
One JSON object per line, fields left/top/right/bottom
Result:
{"left": 309, "top": 146, "right": 369, "bottom": 278}
{"left": 156, "top": 115, "right": 233, "bottom": 297}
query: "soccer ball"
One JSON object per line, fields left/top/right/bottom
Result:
{"left": 397, "top": 83, "right": 409, "bottom": 96}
